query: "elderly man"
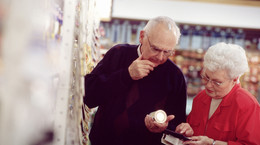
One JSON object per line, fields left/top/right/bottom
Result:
{"left": 84, "top": 16, "right": 187, "bottom": 145}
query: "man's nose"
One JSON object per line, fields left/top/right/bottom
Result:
{"left": 157, "top": 51, "right": 164, "bottom": 60}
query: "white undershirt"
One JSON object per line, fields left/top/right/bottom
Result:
{"left": 137, "top": 44, "right": 141, "bottom": 57}
{"left": 208, "top": 98, "right": 222, "bottom": 119}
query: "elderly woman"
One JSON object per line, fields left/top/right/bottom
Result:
{"left": 176, "top": 42, "right": 260, "bottom": 145}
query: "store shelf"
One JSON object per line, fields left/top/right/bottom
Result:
{"left": 0, "top": 0, "right": 102, "bottom": 145}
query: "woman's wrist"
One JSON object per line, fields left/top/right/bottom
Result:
{"left": 208, "top": 138, "right": 215, "bottom": 145}
{"left": 212, "top": 139, "right": 216, "bottom": 145}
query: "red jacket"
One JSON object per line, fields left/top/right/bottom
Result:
{"left": 187, "top": 84, "right": 260, "bottom": 145}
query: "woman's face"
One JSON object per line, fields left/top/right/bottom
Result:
{"left": 201, "top": 69, "right": 236, "bottom": 99}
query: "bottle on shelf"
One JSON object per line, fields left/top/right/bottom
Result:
{"left": 111, "top": 19, "right": 120, "bottom": 43}
{"left": 179, "top": 24, "right": 191, "bottom": 49}
{"left": 202, "top": 26, "right": 212, "bottom": 50}
{"left": 225, "top": 28, "right": 234, "bottom": 44}
{"left": 220, "top": 29, "right": 227, "bottom": 43}
{"left": 250, "top": 38, "right": 257, "bottom": 50}
{"left": 234, "top": 29, "right": 245, "bottom": 47}
{"left": 120, "top": 20, "right": 132, "bottom": 43}
{"left": 210, "top": 27, "right": 221, "bottom": 46}
{"left": 191, "top": 26, "right": 203, "bottom": 49}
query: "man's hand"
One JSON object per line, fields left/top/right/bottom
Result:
{"left": 128, "top": 55, "right": 155, "bottom": 80}
{"left": 145, "top": 114, "right": 175, "bottom": 133}
{"left": 175, "top": 123, "right": 194, "bottom": 137}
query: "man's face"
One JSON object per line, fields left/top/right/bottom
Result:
{"left": 139, "top": 25, "right": 176, "bottom": 67}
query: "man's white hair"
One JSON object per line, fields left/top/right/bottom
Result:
{"left": 203, "top": 42, "right": 249, "bottom": 79}
{"left": 143, "top": 16, "right": 181, "bottom": 45}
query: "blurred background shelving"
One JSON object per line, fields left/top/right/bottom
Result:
{"left": 98, "top": 0, "right": 260, "bottom": 114}
{"left": 99, "top": 18, "right": 260, "bottom": 100}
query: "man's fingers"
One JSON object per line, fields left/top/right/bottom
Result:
{"left": 134, "top": 61, "right": 154, "bottom": 78}
{"left": 136, "top": 55, "right": 155, "bottom": 68}
{"left": 142, "top": 60, "right": 155, "bottom": 68}
{"left": 137, "top": 54, "right": 143, "bottom": 60}
{"left": 129, "top": 56, "right": 155, "bottom": 80}
{"left": 140, "top": 63, "right": 154, "bottom": 71}
{"left": 166, "top": 115, "right": 175, "bottom": 123}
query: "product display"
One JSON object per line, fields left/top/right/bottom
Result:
{"left": 0, "top": 0, "right": 103, "bottom": 145}
{"left": 100, "top": 19, "right": 260, "bottom": 102}
{"left": 71, "top": 0, "right": 102, "bottom": 145}
{"left": 1, "top": 1, "right": 260, "bottom": 145}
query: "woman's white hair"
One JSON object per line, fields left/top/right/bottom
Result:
{"left": 203, "top": 42, "right": 249, "bottom": 79}
{"left": 143, "top": 16, "right": 181, "bottom": 45}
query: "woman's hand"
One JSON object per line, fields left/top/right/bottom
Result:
{"left": 144, "top": 114, "right": 174, "bottom": 133}
{"left": 175, "top": 123, "right": 194, "bottom": 137}
{"left": 183, "top": 136, "right": 213, "bottom": 145}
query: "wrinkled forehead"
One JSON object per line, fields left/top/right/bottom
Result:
{"left": 147, "top": 22, "right": 176, "bottom": 35}
{"left": 149, "top": 32, "right": 177, "bottom": 51}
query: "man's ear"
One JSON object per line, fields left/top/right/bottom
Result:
{"left": 139, "top": 30, "right": 145, "bottom": 44}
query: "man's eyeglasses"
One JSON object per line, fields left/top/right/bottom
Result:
{"left": 146, "top": 35, "right": 174, "bottom": 57}
{"left": 200, "top": 74, "right": 224, "bottom": 87}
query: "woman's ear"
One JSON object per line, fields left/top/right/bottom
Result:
{"left": 233, "top": 77, "right": 239, "bottom": 84}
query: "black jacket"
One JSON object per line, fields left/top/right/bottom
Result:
{"left": 84, "top": 44, "right": 187, "bottom": 145}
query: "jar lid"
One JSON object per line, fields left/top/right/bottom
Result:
{"left": 154, "top": 110, "right": 167, "bottom": 123}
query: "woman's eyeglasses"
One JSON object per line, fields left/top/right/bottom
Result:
{"left": 200, "top": 74, "right": 224, "bottom": 87}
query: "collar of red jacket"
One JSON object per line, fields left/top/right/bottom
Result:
{"left": 202, "top": 83, "right": 241, "bottom": 107}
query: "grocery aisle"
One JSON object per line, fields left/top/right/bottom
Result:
{"left": 0, "top": 0, "right": 260, "bottom": 145}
